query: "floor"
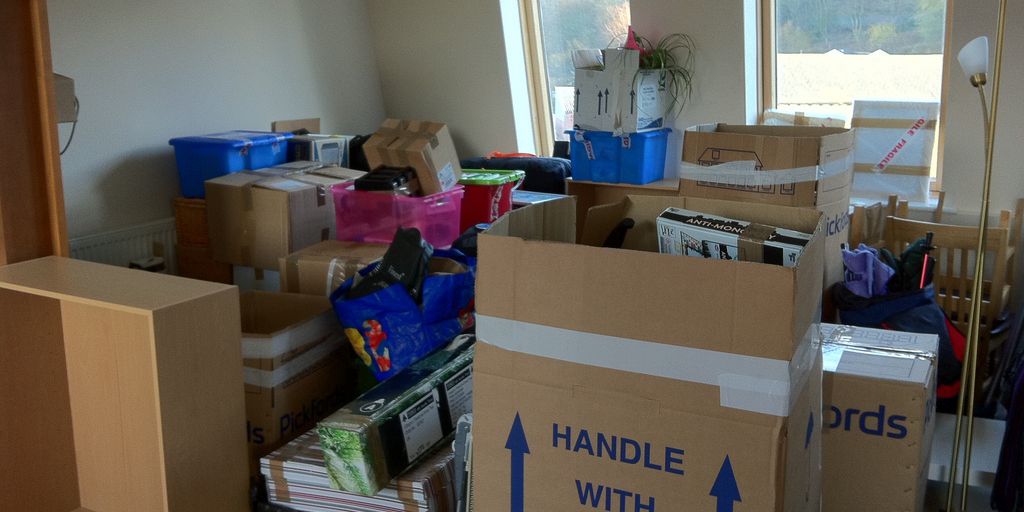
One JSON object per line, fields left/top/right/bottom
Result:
{"left": 924, "top": 413, "right": 1006, "bottom": 510}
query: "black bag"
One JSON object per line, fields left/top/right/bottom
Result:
{"left": 460, "top": 156, "right": 570, "bottom": 194}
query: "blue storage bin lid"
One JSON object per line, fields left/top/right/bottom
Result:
{"left": 168, "top": 130, "right": 293, "bottom": 147}
{"left": 565, "top": 128, "right": 671, "bottom": 139}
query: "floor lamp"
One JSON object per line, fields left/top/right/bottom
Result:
{"left": 943, "top": 0, "right": 1008, "bottom": 510}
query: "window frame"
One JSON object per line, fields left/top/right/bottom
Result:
{"left": 519, "top": 0, "right": 554, "bottom": 156}
{"left": 758, "top": 0, "right": 954, "bottom": 194}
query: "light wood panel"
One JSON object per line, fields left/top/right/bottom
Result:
{"left": 0, "top": 257, "right": 249, "bottom": 512}
{"left": 0, "top": 288, "right": 80, "bottom": 511}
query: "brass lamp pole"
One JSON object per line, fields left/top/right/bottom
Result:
{"left": 943, "top": 0, "right": 1008, "bottom": 510}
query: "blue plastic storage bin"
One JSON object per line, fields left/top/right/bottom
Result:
{"left": 567, "top": 129, "right": 671, "bottom": 185}
{"left": 168, "top": 131, "right": 293, "bottom": 198}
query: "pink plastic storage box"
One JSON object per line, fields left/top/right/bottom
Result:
{"left": 332, "top": 185, "right": 465, "bottom": 248}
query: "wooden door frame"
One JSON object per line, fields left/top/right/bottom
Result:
{"left": 0, "top": 0, "right": 69, "bottom": 265}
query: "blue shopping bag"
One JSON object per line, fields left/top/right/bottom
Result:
{"left": 330, "top": 249, "right": 475, "bottom": 381}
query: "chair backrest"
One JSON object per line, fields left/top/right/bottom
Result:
{"left": 885, "top": 216, "right": 1012, "bottom": 340}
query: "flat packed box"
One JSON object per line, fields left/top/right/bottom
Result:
{"left": 241, "top": 291, "right": 357, "bottom": 470}
{"left": 573, "top": 48, "right": 668, "bottom": 133}
{"left": 262, "top": 431, "right": 456, "bottom": 512}
{"left": 279, "top": 240, "right": 388, "bottom": 296}
{"left": 681, "top": 123, "right": 855, "bottom": 287}
{"left": 263, "top": 431, "right": 455, "bottom": 512}
{"left": 289, "top": 134, "right": 354, "bottom": 167}
{"left": 205, "top": 162, "right": 365, "bottom": 270}
{"left": 318, "top": 337, "right": 475, "bottom": 496}
{"left": 657, "top": 207, "right": 810, "bottom": 267}
{"left": 363, "top": 119, "right": 462, "bottom": 195}
{"left": 851, "top": 100, "right": 939, "bottom": 203}
{"left": 474, "top": 195, "right": 825, "bottom": 511}
{"left": 820, "top": 323, "right": 937, "bottom": 512}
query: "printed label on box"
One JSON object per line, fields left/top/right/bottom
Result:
{"left": 399, "top": 389, "right": 444, "bottom": 464}
{"left": 438, "top": 163, "right": 457, "bottom": 191}
{"left": 444, "top": 365, "right": 474, "bottom": 425}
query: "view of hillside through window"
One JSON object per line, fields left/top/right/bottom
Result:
{"left": 775, "top": 0, "right": 947, "bottom": 117}
{"left": 538, "top": 0, "right": 630, "bottom": 141}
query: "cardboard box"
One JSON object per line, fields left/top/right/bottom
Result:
{"left": 573, "top": 48, "right": 668, "bottom": 133}
{"left": 241, "top": 291, "right": 356, "bottom": 471}
{"left": 278, "top": 240, "right": 387, "bottom": 296}
{"left": 681, "top": 124, "right": 854, "bottom": 208}
{"left": 680, "top": 124, "right": 855, "bottom": 287}
{"left": 363, "top": 119, "right": 462, "bottom": 195}
{"left": 820, "top": 324, "right": 937, "bottom": 512}
{"left": 318, "top": 337, "right": 475, "bottom": 496}
{"left": 657, "top": 207, "right": 810, "bottom": 267}
{"left": 762, "top": 109, "right": 846, "bottom": 128}
{"left": 473, "top": 196, "right": 825, "bottom": 511}
{"left": 289, "top": 134, "right": 354, "bottom": 167}
{"left": 205, "top": 163, "right": 365, "bottom": 270}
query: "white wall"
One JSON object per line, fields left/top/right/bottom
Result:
{"left": 630, "top": 0, "right": 759, "bottom": 131}
{"left": 49, "top": 0, "right": 387, "bottom": 238}
{"left": 367, "top": 0, "right": 529, "bottom": 158}
{"left": 940, "top": 0, "right": 1024, "bottom": 218}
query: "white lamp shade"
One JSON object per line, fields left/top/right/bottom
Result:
{"left": 958, "top": 36, "right": 989, "bottom": 79}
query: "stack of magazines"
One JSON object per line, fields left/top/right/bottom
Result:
{"left": 261, "top": 431, "right": 455, "bottom": 512}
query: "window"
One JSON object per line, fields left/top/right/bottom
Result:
{"left": 764, "top": 0, "right": 949, "bottom": 187}
{"left": 767, "top": 0, "right": 947, "bottom": 116}
{"left": 522, "top": 0, "right": 630, "bottom": 151}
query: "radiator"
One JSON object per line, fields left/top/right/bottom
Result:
{"left": 69, "top": 218, "right": 178, "bottom": 274}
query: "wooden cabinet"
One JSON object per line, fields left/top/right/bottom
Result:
{"left": 0, "top": 257, "right": 249, "bottom": 511}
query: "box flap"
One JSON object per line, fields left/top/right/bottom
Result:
{"left": 240, "top": 291, "right": 332, "bottom": 337}
{"left": 310, "top": 166, "right": 365, "bottom": 181}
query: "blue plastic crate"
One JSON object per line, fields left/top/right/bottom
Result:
{"left": 168, "top": 131, "right": 293, "bottom": 198}
{"left": 567, "top": 129, "right": 671, "bottom": 185}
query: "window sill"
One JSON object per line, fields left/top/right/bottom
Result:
{"left": 850, "top": 196, "right": 957, "bottom": 216}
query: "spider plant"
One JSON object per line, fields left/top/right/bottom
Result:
{"left": 631, "top": 32, "right": 696, "bottom": 122}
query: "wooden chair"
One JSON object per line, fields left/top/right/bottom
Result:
{"left": 885, "top": 212, "right": 1016, "bottom": 383}
{"left": 850, "top": 193, "right": 946, "bottom": 249}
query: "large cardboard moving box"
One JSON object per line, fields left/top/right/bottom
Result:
{"left": 206, "top": 164, "right": 365, "bottom": 270}
{"left": 681, "top": 124, "right": 855, "bottom": 288}
{"left": 278, "top": 240, "right": 388, "bottom": 296}
{"left": 820, "top": 324, "right": 937, "bottom": 512}
{"left": 474, "top": 196, "right": 825, "bottom": 511}
{"left": 363, "top": 119, "right": 462, "bottom": 195}
{"left": 240, "top": 291, "right": 357, "bottom": 470}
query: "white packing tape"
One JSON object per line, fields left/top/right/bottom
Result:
{"left": 476, "top": 315, "right": 819, "bottom": 417}
{"left": 241, "top": 313, "right": 339, "bottom": 359}
{"left": 243, "top": 333, "right": 343, "bottom": 388}
{"left": 678, "top": 151, "right": 854, "bottom": 187}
